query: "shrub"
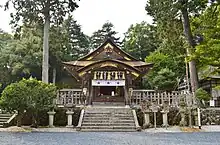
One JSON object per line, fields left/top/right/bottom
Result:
{"left": 0, "top": 78, "right": 56, "bottom": 127}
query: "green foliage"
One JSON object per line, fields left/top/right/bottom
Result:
{"left": 0, "top": 79, "right": 29, "bottom": 112}
{"left": 5, "top": 0, "right": 80, "bottom": 83}
{"left": 196, "top": 88, "right": 211, "bottom": 101}
{"left": 5, "top": 0, "right": 79, "bottom": 32}
{"left": 0, "top": 25, "right": 42, "bottom": 82}
{"left": 0, "top": 78, "right": 56, "bottom": 112}
{"left": 123, "top": 22, "right": 158, "bottom": 61}
{"left": 191, "top": 5, "right": 220, "bottom": 74}
{"left": 151, "top": 68, "right": 177, "bottom": 91}
{"left": 0, "top": 78, "right": 57, "bottom": 126}
{"left": 145, "top": 52, "right": 183, "bottom": 90}
{"left": 90, "top": 22, "right": 121, "bottom": 48}
{"left": 61, "top": 16, "right": 91, "bottom": 61}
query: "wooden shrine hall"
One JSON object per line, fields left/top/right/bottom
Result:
{"left": 62, "top": 38, "right": 153, "bottom": 106}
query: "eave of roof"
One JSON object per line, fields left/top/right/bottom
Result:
{"left": 63, "top": 60, "right": 153, "bottom": 67}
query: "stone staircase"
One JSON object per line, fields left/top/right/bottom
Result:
{"left": 0, "top": 113, "right": 16, "bottom": 127}
{"left": 77, "top": 106, "right": 140, "bottom": 132}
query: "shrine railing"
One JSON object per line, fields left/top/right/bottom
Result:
{"left": 131, "top": 90, "right": 183, "bottom": 106}
{"left": 56, "top": 89, "right": 86, "bottom": 107}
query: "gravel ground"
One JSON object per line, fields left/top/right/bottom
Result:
{"left": 0, "top": 132, "right": 220, "bottom": 145}
{"left": 1, "top": 125, "right": 220, "bottom": 132}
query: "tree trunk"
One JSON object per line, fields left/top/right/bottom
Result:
{"left": 181, "top": 1, "right": 199, "bottom": 127}
{"left": 16, "top": 111, "right": 23, "bottom": 127}
{"left": 52, "top": 67, "right": 56, "bottom": 84}
{"left": 181, "top": 2, "right": 199, "bottom": 98}
{"left": 42, "top": 2, "right": 50, "bottom": 83}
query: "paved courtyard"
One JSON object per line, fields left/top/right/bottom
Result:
{"left": 0, "top": 132, "right": 220, "bottom": 145}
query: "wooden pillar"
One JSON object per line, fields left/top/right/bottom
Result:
{"left": 124, "top": 71, "right": 132, "bottom": 105}
{"left": 124, "top": 86, "right": 129, "bottom": 105}
{"left": 89, "top": 85, "right": 93, "bottom": 105}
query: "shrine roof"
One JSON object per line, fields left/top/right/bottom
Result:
{"left": 63, "top": 60, "right": 152, "bottom": 67}
{"left": 78, "top": 38, "right": 139, "bottom": 61}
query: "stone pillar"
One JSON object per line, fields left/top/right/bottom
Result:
{"left": 150, "top": 102, "right": 159, "bottom": 130}
{"left": 140, "top": 100, "right": 151, "bottom": 129}
{"left": 161, "top": 110, "right": 169, "bottom": 128}
{"left": 66, "top": 110, "right": 74, "bottom": 128}
{"left": 143, "top": 111, "right": 151, "bottom": 128}
{"left": 193, "top": 108, "right": 198, "bottom": 126}
{"left": 47, "top": 111, "right": 56, "bottom": 127}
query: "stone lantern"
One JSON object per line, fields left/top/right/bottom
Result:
{"left": 150, "top": 100, "right": 159, "bottom": 129}
{"left": 160, "top": 100, "right": 170, "bottom": 129}
{"left": 140, "top": 99, "right": 151, "bottom": 128}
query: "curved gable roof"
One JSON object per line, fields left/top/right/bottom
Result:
{"left": 78, "top": 38, "right": 139, "bottom": 61}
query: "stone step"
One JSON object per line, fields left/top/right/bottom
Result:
{"left": 85, "top": 108, "right": 132, "bottom": 112}
{"left": 82, "top": 123, "right": 135, "bottom": 126}
{"left": 85, "top": 112, "right": 132, "bottom": 114}
{"left": 80, "top": 128, "right": 136, "bottom": 132}
{"left": 81, "top": 126, "right": 136, "bottom": 130}
{"left": 0, "top": 116, "right": 12, "bottom": 119}
{"left": 0, "top": 118, "right": 9, "bottom": 122}
{"left": 0, "top": 114, "right": 12, "bottom": 117}
{"left": 78, "top": 107, "right": 139, "bottom": 132}
{"left": 83, "top": 117, "right": 134, "bottom": 120}
{"left": 84, "top": 114, "right": 133, "bottom": 117}
{"left": 83, "top": 120, "right": 135, "bottom": 123}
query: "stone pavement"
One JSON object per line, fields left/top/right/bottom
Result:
{"left": 1, "top": 125, "right": 220, "bottom": 132}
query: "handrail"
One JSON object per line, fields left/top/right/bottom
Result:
{"left": 6, "top": 113, "right": 17, "bottom": 124}
{"left": 76, "top": 109, "right": 85, "bottom": 131}
{"left": 132, "top": 109, "right": 141, "bottom": 131}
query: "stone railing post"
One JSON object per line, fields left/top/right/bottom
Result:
{"left": 47, "top": 111, "right": 56, "bottom": 127}
{"left": 66, "top": 110, "right": 74, "bottom": 128}
{"left": 143, "top": 110, "right": 151, "bottom": 128}
{"left": 161, "top": 110, "right": 169, "bottom": 129}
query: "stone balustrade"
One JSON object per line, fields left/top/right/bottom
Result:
{"left": 56, "top": 89, "right": 86, "bottom": 107}
{"left": 131, "top": 90, "right": 183, "bottom": 106}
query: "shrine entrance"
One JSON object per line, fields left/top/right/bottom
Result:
{"left": 92, "top": 84, "right": 125, "bottom": 103}
{"left": 100, "top": 86, "right": 116, "bottom": 96}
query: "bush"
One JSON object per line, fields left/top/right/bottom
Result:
{"left": 0, "top": 78, "right": 57, "bottom": 127}
{"left": 196, "top": 88, "right": 211, "bottom": 102}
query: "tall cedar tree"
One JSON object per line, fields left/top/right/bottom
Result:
{"left": 5, "top": 0, "right": 79, "bottom": 83}
{"left": 90, "top": 22, "right": 121, "bottom": 49}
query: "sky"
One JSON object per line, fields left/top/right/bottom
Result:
{"left": 0, "top": 0, "right": 152, "bottom": 36}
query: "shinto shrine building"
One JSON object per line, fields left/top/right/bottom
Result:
{"left": 62, "top": 38, "right": 153, "bottom": 106}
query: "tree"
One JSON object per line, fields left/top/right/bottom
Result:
{"left": 0, "top": 25, "right": 42, "bottom": 83}
{"left": 191, "top": 4, "right": 220, "bottom": 75}
{"left": 61, "top": 16, "right": 90, "bottom": 61}
{"left": 152, "top": 68, "right": 177, "bottom": 91}
{"left": 0, "top": 78, "right": 56, "bottom": 127}
{"left": 123, "top": 22, "right": 158, "bottom": 61}
{"left": 90, "top": 22, "right": 121, "bottom": 48}
{"left": 49, "top": 16, "right": 91, "bottom": 83}
{"left": 5, "top": 0, "right": 79, "bottom": 83}
{"left": 0, "top": 30, "right": 13, "bottom": 85}
{"left": 146, "top": 0, "right": 209, "bottom": 95}
{"left": 144, "top": 0, "right": 186, "bottom": 90}
{"left": 145, "top": 51, "right": 184, "bottom": 90}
